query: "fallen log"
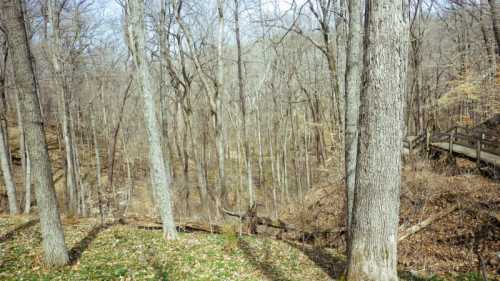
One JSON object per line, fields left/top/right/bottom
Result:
{"left": 120, "top": 218, "right": 223, "bottom": 234}
{"left": 398, "top": 204, "right": 460, "bottom": 242}
{"left": 222, "top": 208, "right": 345, "bottom": 240}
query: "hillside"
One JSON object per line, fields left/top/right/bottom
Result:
{"left": 1, "top": 118, "right": 500, "bottom": 280}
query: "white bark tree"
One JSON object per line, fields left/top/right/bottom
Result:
{"left": 125, "top": 0, "right": 177, "bottom": 239}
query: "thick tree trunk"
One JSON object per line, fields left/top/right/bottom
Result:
{"left": 1, "top": 0, "right": 69, "bottom": 265}
{"left": 346, "top": 0, "right": 409, "bottom": 279}
{"left": 125, "top": 0, "right": 177, "bottom": 239}
{"left": 344, "top": 0, "right": 363, "bottom": 243}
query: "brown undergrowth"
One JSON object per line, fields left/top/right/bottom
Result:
{"left": 283, "top": 157, "right": 499, "bottom": 278}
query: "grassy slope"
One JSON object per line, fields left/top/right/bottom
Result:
{"left": 0, "top": 216, "right": 341, "bottom": 281}
{"left": 0, "top": 216, "right": 488, "bottom": 281}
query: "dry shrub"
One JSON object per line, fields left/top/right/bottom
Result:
{"left": 287, "top": 158, "right": 499, "bottom": 277}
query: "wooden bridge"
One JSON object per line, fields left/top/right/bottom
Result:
{"left": 404, "top": 121, "right": 500, "bottom": 169}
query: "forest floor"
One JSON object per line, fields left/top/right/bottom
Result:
{"left": 0, "top": 216, "right": 343, "bottom": 281}
{"left": 0, "top": 215, "right": 495, "bottom": 281}
{"left": 1, "top": 120, "right": 499, "bottom": 280}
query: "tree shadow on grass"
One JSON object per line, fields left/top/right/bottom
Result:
{"left": 238, "top": 238, "right": 292, "bottom": 281}
{"left": 284, "top": 240, "right": 345, "bottom": 279}
{"left": 69, "top": 222, "right": 117, "bottom": 265}
{"left": 0, "top": 219, "right": 39, "bottom": 244}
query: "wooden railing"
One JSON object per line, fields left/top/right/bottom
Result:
{"left": 403, "top": 125, "right": 500, "bottom": 169}
{"left": 431, "top": 126, "right": 500, "bottom": 156}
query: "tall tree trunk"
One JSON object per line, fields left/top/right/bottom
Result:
{"left": 336, "top": 0, "right": 347, "bottom": 108}
{"left": 215, "top": 0, "right": 227, "bottom": 212}
{"left": 46, "top": 0, "right": 78, "bottom": 216}
{"left": 15, "top": 91, "right": 32, "bottom": 214}
{"left": 344, "top": 0, "right": 363, "bottom": 242}
{"left": 346, "top": 0, "right": 409, "bottom": 279}
{"left": 106, "top": 78, "right": 131, "bottom": 210}
{"left": 125, "top": 0, "right": 177, "bottom": 239}
{"left": 1, "top": 0, "right": 69, "bottom": 265}
{"left": 234, "top": 0, "right": 254, "bottom": 206}
{"left": 0, "top": 71, "right": 18, "bottom": 215}
{"left": 159, "top": 0, "right": 175, "bottom": 180}
{"left": 90, "top": 105, "right": 104, "bottom": 223}
{"left": 0, "top": 118, "right": 18, "bottom": 214}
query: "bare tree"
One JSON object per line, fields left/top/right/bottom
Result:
{"left": 0, "top": 37, "right": 18, "bottom": 215}
{"left": 0, "top": 0, "right": 69, "bottom": 265}
{"left": 174, "top": 0, "right": 228, "bottom": 214}
{"left": 346, "top": 0, "right": 409, "bottom": 279}
{"left": 125, "top": 0, "right": 177, "bottom": 239}
{"left": 343, "top": 0, "right": 362, "bottom": 243}
{"left": 234, "top": 0, "right": 255, "bottom": 206}
{"left": 45, "top": 0, "right": 79, "bottom": 216}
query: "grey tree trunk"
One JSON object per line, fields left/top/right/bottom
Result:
{"left": 346, "top": 0, "right": 409, "bottom": 279}
{"left": 46, "top": 0, "right": 78, "bottom": 216}
{"left": 234, "top": 0, "right": 254, "bottom": 206}
{"left": 90, "top": 105, "right": 104, "bottom": 223}
{"left": 15, "top": 91, "right": 32, "bottom": 214}
{"left": 125, "top": 0, "right": 177, "bottom": 239}
{"left": 1, "top": 0, "right": 69, "bottom": 266}
{"left": 344, "top": 0, "right": 363, "bottom": 241}
{"left": 215, "top": 0, "right": 227, "bottom": 212}
{"left": 336, "top": 0, "right": 347, "bottom": 105}
{"left": 0, "top": 45, "right": 18, "bottom": 215}
{"left": 0, "top": 118, "right": 18, "bottom": 214}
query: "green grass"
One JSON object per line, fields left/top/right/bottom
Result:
{"left": 0, "top": 217, "right": 339, "bottom": 281}
{"left": 0, "top": 217, "right": 486, "bottom": 281}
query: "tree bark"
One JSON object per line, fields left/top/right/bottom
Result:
{"left": 346, "top": 0, "right": 409, "bottom": 279}
{"left": 234, "top": 0, "right": 254, "bottom": 206}
{"left": 15, "top": 90, "right": 32, "bottom": 214}
{"left": 0, "top": 117, "right": 18, "bottom": 214}
{"left": 125, "top": 0, "right": 177, "bottom": 239}
{"left": 344, "top": 0, "right": 363, "bottom": 244}
{"left": 215, "top": 0, "right": 227, "bottom": 213}
{"left": 0, "top": 42, "right": 18, "bottom": 215}
{"left": 1, "top": 0, "right": 69, "bottom": 265}
{"left": 46, "top": 0, "right": 78, "bottom": 216}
